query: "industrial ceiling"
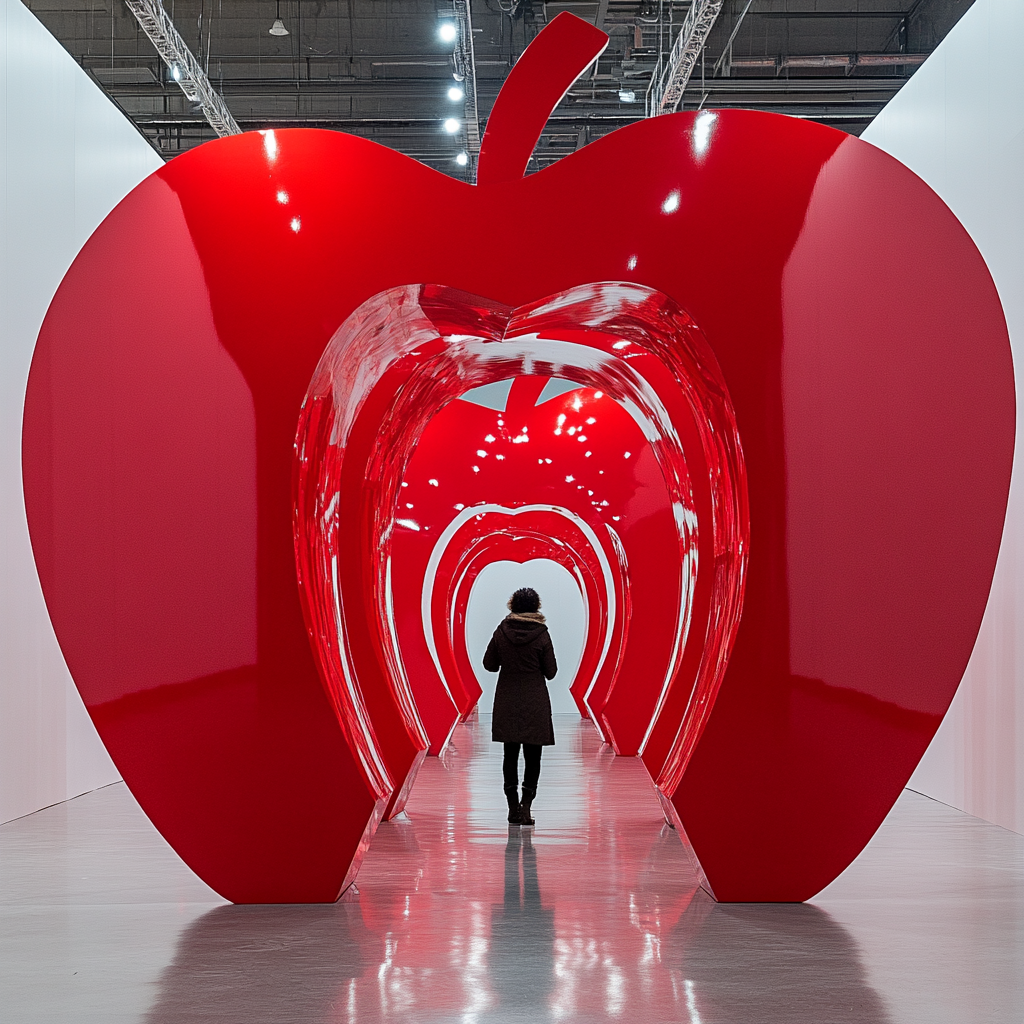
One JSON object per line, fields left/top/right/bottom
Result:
{"left": 24, "top": 1, "right": 975, "bottom": 175}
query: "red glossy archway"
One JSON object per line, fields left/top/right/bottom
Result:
{"left": 21, "top": 13, "right": 1014, "bottom": 903}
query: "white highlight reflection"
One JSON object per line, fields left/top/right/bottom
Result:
{"left": 260, "top": 129, "right": 278, "bottom": 163}
{"left": 685, "top": 978, "right": 703, "bottom": 1023}
{"left": 693, "top": 110, "right": 717, "bottom": 156}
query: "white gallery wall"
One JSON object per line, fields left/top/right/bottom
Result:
{"left": 0, "top": 0, "right": 161, "bottom": 823}
{"left": 863, "top": 0, "right": 1024, "bottom": 834}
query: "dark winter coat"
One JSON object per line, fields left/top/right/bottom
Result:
{"left": 483, "top": 613, "right": 557, "bottom": 746}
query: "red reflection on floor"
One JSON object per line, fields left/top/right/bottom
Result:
{"left": 133, "top": 714, "right": 894, "bottom": 1022}
{"left": 322, "top": 715, "right": 881, "bottom": 1021}
{"left": 347, "top": 714, "right": 698, "bottom": 1019}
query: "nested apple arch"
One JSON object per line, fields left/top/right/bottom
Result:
{"left": 292, "top": 280, "right": 750, "bottom": 823}
{"left": 417, "top": 504, "right": 623, "bottom": 735}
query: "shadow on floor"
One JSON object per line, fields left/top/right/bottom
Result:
{"left": 669, "top": 892, "right": 894, "bottom": 1024}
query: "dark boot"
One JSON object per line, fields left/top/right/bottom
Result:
{"left": 504, "top": 785, "right": 522, "bottom": 825}
{"left": 520, "top": 787, "right": 536, "bottom": 826}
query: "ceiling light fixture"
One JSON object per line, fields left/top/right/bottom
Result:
{"left": 269, "top": 1, "right": 289, "bottom": 36}
{"left": 438, "top": 22, "right": 457, "bottom": 44}
{"left": 456, "top": 151, "right": 468, "bottom": 166}
{"left": 443, "top": 118, "right": 460, "bottom": 134}
{"left": 448, "top": 86, "right": 464, "bottom": 102}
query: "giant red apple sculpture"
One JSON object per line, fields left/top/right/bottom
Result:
{"left": 22, "top": 13, "right": 1013, "bottom": 903}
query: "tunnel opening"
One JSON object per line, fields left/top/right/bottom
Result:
{"left": 293, "top": 281, "right": 747, "bottom": 865}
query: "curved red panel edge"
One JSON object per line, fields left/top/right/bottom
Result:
{"left": 21, "top": 170, "right": 387, "bottom": 904}
{"left": 658, "top": 130, "right": 1015, "bottom": 901}
{"left": 431, "top": 509, "right": 618, "bottom": 727}
{"left": 395, "top": 381, "right": 640, "bottom": 736}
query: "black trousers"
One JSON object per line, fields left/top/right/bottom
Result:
{"left": 503, "top": 742, "right": 542, "bottom": 794}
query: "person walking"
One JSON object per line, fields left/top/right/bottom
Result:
{"left": 482, "top": 587, "right": 557, "bottom": 827}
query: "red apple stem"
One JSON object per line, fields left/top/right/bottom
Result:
{"left": 476, "top": 13, "right": 608, "bottom": 187}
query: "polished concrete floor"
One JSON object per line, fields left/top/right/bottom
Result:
{"left": 2, "top": 714, "right": 1023, "bottom": 1023}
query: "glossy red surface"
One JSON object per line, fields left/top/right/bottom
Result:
{"left": 22, "top": 14, "right": 1014, "bottom": 903}
{"left": 477, "top": 12, "right": 607, "bottom": 186}
{"left": 297, "top": 282, "right": 746, "bottom": 767}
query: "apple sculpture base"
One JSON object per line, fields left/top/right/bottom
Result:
{"left": 22, "top": 13, "right": 1014, "bottom": 903}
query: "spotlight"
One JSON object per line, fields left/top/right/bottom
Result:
{"left": 269, "top": 0, "right": 289, "bottom": 36}
{"left": 456, "top": 151, "right": 468, "bottom": 166}
{"left": 438, "top": 22, "right": 457, "bottom": 43}
{"left": 448, "top": 86, "right": 464, "bottom": 102}
{"left": 443, "top": 118, "right": 460, "bottom": 134}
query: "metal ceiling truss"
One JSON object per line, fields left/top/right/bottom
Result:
{"left": 29, "top": 0, "right": 973, "bottom": 161}
{"left": 123, "top": 0, "right": 241, "bottom": 137}
{"left": 646, "top": 0, "right": 725, "bottom": 117}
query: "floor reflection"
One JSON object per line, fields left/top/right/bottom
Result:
{"left": 141, "top": 716, "right": 891, "bottom": 1023}
{"left": 488, "top": 829, "right": 556, "bottom": 1014}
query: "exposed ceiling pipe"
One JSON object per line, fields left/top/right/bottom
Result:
{"left": 855, "top": 53, "right": 929, "bottom": 66}
{"left": 710, "top": 0, "right": 754, "bottom": 79}
{"left": 646, "top": 0, "right": 724, "bottom": 116}
{"left": 686, "top": 77, "right": 912, "bottom": 94}
{"left": 451, "top": 0, "right": 481, "bottom": 169}
{"left": 727, "top": 53, "right": 928, "bottom": 71}
{"left": 123, "top": 0, "right": 241, "bottom": 137}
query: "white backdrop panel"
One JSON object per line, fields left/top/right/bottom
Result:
{"left": 0, "top": 0, "right": 161, "bottom": 823}
{"left": 863, "top": 0, "right": 1024, "bottom": 834}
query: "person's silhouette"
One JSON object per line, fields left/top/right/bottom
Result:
{"left": 483, "top": 586, "right": 558, "bottom": 826}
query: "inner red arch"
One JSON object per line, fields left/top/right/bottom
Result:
{"left": 292, "top": 279, "right": 748, "bottom": 847}
{"left": 446, "top": 522, "right": 618, "bottom": 729}
{"left": 417, "top": 506, "right": 622, "bottom": 734}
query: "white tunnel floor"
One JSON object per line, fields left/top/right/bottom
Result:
{"left": 2, "top": 713, "right": 1023, "bottom": 1023}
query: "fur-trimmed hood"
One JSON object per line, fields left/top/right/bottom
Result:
{"left": 500, "top": 613, "right": 548, "bottom": 646}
